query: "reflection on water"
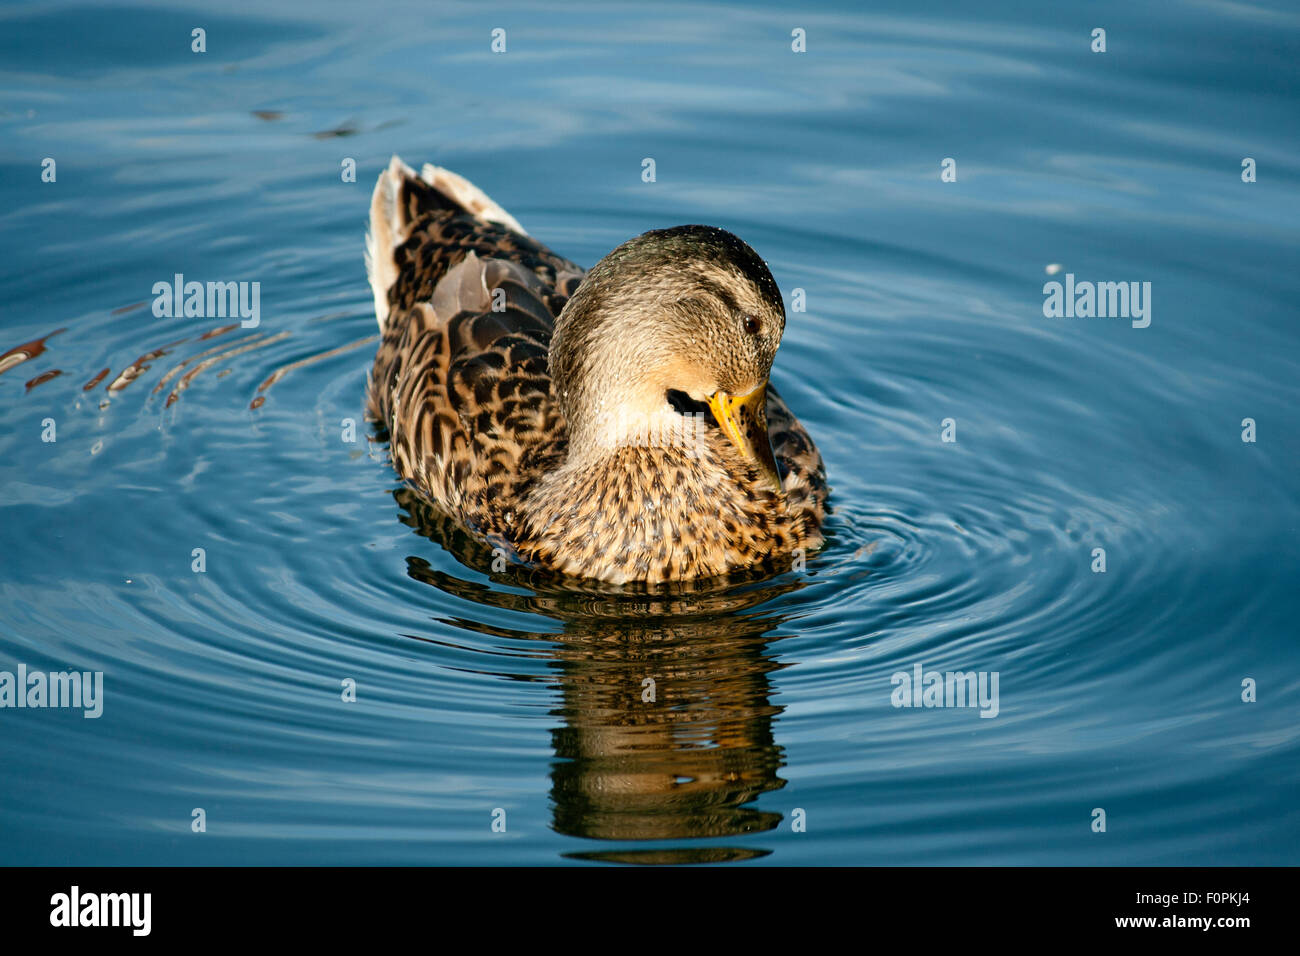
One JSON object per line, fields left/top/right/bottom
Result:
{"left": 0, "top": 318, "right": 374, "bottom": 413}
{"left": 397, "top": 488, "right": 796, "bottom": 861}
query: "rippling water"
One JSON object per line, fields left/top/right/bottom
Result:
{"left": 2, "top": 0, "right": 1299, "bottom": 865}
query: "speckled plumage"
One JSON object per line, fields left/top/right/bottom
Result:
{"left": 365, "top": 156, "right": 827, "bottom": 584}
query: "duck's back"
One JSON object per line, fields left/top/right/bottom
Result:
{"left": 365, "top": 157, "right": 584, "bottom": 536}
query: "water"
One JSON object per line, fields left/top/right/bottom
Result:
{"left": 2, "top": 0, "right": 1298, "bottom": 865}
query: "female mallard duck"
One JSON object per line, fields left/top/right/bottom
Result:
{"left": 365, "top": 156, "right": 827, "bottom": 584}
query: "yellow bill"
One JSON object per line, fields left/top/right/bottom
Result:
{"left": 708, "top": 385, "right": 782, "bottom": 493}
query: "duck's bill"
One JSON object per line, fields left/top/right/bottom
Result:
{"left": 708, "top": 386, "right": 783, "bottom": 493}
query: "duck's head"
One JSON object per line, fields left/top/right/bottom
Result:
{"left": 550, "top": 225, "right": 786, "bottom": 491}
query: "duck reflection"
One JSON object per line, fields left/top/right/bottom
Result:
{"left": 393, "top": 487, "right": 801, "bottom": 863}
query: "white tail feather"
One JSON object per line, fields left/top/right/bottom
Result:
{"left": 365, "top": 155, "right": 417, "bottom": 329}
{"left": 419, "top": 163, "right": 527, "bottom": 236}
{"left": 366, "top": 155, "right": 526, "bottom": 331}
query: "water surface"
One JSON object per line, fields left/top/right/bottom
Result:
{"left": 2, "top": 0, "right": 1299, "bottom": 864}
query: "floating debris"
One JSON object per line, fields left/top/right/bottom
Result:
{"left": 251, "top": 110, "right": 285, "bottom": 121}
{"left": 82, "top": 368, "right": 110, "bottom": 390}
{"left": 0, "top": 327, "right": 66, "bottom": 376}
{"left": 166, "top": 331, "right": 290, "bottom": 407}
{"left": 107, "top": 338, "right": 189, "bottom": 393}
{"left": 25, "top": 368, "right": 63, "bottom": 390}
{"left": 199, "top": 323, "right": 240, "bottom": 341}
{"left": 153, "top": 328, "right": 263, "bottom": 395}
{"left": 311, "top": 121, "right": 358, "bottom": 139}
{"left": 250, "top": 334, "right": 377, "bottom": 409}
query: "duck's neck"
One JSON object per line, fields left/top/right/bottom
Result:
{"left": 567, "top": 400, "right": 709, "bottom": 462}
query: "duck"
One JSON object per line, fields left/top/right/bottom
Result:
{"left": 365, "top": 156, "right": 827, "bottom": 584}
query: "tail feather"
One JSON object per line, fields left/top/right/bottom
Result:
{"left": 365, "top": 156, "right": 418, "bottom": 329}
{"left": 418, "top": 163, "right": 527, "bottom": 236}
{"left": 365, "top": 155, "right": 526, "bottom": 330}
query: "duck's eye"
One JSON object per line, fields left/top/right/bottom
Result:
{"left": 742, "top": 315, "right": 761, "bottom": 336}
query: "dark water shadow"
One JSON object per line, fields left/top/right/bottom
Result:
{"left": 394, "top": 487, "right": 804, "bottom": 864}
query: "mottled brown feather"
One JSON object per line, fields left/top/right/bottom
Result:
{"left": 366, "top": 159, "right": 827, "bottom": 583}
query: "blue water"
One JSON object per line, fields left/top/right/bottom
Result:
{"left": 2, "top": 0, "right": 1298, "bottom": 865}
